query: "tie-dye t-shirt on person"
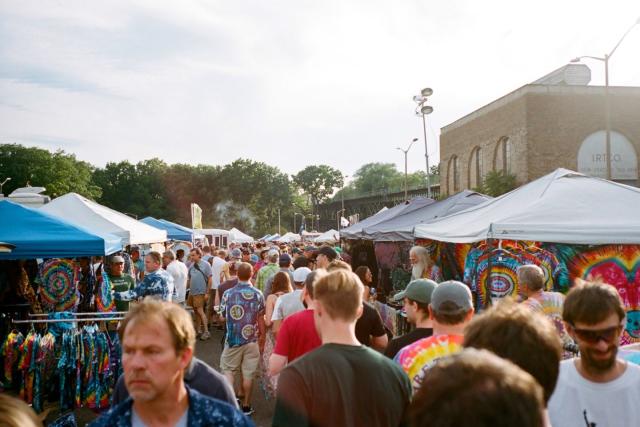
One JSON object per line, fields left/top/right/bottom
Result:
{"left": 394, "top": 334, "right": 464, "bottom": 391}
{"left": 220, "top": 282, "right": 265, "bottom": 347}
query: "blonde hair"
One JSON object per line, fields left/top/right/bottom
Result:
{"left": 0, "top": 394, "right": 43, "bottom": 427}
{"left": 118, "top": 297, "right": 196, "bottom": 354}
{"left": 517, "top": 264, "right": 545, "bottom": 292}
{"left": 326, "top": 260, "right": 352, "bottom": 272}
{"left": 314, "top": 270, "right": 363, "bottom": 322}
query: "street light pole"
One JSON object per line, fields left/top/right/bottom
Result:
{"left": 397, "top": 138, "right": 418, "bottom": 200}
{"left": 413, "top": 89, "right": 434, "bottom": 198}
{"left": 277, "top": 208, "right": 281, "bottom": 235}
{"left": 0, "top": 177, "right": 11, "bottom": 196}
{"left": 571, "top": 17, "right": 640, "bottom": 181}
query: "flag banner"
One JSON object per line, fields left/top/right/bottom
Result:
{"left": 191, "top": 203, "right": 203, "bottom": 229}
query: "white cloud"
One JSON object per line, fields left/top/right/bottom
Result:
{"left": 0, "top": 0, "right": 639, "bottom": 179}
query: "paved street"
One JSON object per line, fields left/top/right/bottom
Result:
{"left": 196, "top": 327, "right": 276, "bottom": 427}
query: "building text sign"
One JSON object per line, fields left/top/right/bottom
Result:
{"left": 577, "top": 131, "right": 638, "bottom": 180}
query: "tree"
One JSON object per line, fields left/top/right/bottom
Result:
{"left": 352, "top": 163, "right": 402, "bottom": 195}
{"left": 478, "top": 170, "right": 518, "bottom": 197}
{"left": 92, "top": 158, "right": 175, "bottom": 220}
{"left": 217, "top": 159, "right": 294, "bottom": 236}
{"left": 293, "top": 165, "right": 343, "bottom": 216}
{"left": 0, "top": 144, "right": 101, "bottom": 199}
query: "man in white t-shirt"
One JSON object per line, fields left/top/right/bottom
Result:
{"left": 548, "top": 280, "right": 640, "bottom": 427}
{"left": 163, "top": 251, "right": 188, "bottom": 306}
{"left": 271, "top": 267, "right": 310, "bottom": 335}
{"left": 209, "top": 249, "right": 228, "bottom": 325}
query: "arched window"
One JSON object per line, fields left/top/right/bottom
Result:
{"left": 468, "top": 147, "right": 483, "bottom": 188}
{"left": 494, "top": 137, "right": 512, "bottom": 173}
{"left": 448, "top": 155, "right": 460, "bottom": 193}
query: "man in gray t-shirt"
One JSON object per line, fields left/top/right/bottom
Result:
{"left": 188, "top": 248, "right": 213, "bottom": 340}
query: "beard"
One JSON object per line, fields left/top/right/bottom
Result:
{"left": 581, "top": 344, "right": 618, "bottom": 374}
{"left": 412, "top": 264, "right": 424, "bottom": 280}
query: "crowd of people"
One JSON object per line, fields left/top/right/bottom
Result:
{"left": 3, "top": 242, "right": 639, "bottom": 427}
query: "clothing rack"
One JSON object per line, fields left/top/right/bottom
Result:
{"left": 12, "top": 317, "right": 125, "bottom": 324}
{"left": 28, "top": 311, "right": 129, "bottom": 317}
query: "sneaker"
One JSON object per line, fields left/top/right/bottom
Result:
{"left": 200, "top": 331, "right": 211, "bottom": 340}
{"left": 242, "top": 405, "right": 254, "bottom": 416}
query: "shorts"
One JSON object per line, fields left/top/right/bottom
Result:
{"left": 190, "top": 294, "right": 206, "bottom": 309}
{"left": 220, "top": 342, "right": 260, "bottom": 378}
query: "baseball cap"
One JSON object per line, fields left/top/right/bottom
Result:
{"left": 430, "top": 280, "right": 473, "bottom": 314}
{"left": 268, "top": 249, "right": 279, "bottom": 258}
{"left": 279, "top": 253, "right": 292, "bottom": 265}
{"left": 317, "top": 246, "right": 338, "bottom": 261}
{"left": 250, "top": 254, "right": 259, "bottom": 263}
{"left": 230, "top": 248, "right": 242, "bottom": 259}
{"left": 304, "top": 245, "right": 317, "bottom": 252}
{"left": 293, "top": 267, "right": 312, "bottom": 283}
{"left": 292, "top": 247, "right": 302, "bottom": 255}
{"left": 111, "top": 255, "right": 125, "bottom": 264}
{"left": 393, "top": 279, "right": 438, "bottom": 304}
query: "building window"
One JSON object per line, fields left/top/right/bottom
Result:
{"left": 468, "top": 147, "right": 483, "bottom": 188}
{"left": 494, "top": 137, "right": 512, "bottom": 173}
{"left": 448, "top": 155, "right": 460, "bottom": 193}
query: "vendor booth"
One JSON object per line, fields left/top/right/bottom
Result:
{"left": 414, "top": 168, "right": 640, "bottom": 345}
{"left": 40, "top": 193, "right": 167, "bottom": 246}
{"left": 314, "top": 229, "right": 340, "bottom": 244}
{"left": 229, "top": 227, "right": 254, "bottom": 243}
{"left": 279, "top": 232, "right": 302, "bottom": 243}
{"left": 0, "top": 200, "right": 128, "bottom": 419}
{"left": 140, "top": 216, "right": 193, "bottom": 242}
{"left": 0, "top": 200, "right": 122, "bottom": 259}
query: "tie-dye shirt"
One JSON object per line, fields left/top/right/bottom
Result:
{"left": 220, "top": 282, "right": 265, "bottom": 347}
{"left": 394, "top": 334, "right": 463, "bottom": 392}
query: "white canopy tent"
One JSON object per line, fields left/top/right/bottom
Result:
{"left": 229, "top": 227, "right": 254, "bottom": 243}
{"left": 414, "top": 169, "right": 640, "bottom": 244}
{"left": 314, "top": 229, "right": 340, "bottom": 244}
{"left": 40, "top": 193, "right": 167, "bottom": 245}
{"left": 278, "top": 232, "right": 301, "bottom": 243}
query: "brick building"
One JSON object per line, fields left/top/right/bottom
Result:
{"left": 440, "top": 64, "right": 640, "bottom": 196}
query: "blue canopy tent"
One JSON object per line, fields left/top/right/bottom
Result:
{"left": 0, "top": 200, "right": 122, "bottom": 259}
{"left": 140, "top": 217, "right": 193, "bottom": 242}
{"left": 158, "top": 219, "right": 206, "bottom": 241}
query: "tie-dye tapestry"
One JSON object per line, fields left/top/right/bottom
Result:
{"left": 545, "top": 244, "right": 640, "bottom": 345}
{"left": 463, "top": 242, "right": 568, "bottom": 311}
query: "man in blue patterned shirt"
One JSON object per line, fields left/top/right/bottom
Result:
{"left": 89, "top": 298, "right": 252, "bottom": 427}
{"left": 219, "top": 262, "right": 266, "bottom": 416}
{"left": 114, "top": 251, "right": 175, "bottom": 302}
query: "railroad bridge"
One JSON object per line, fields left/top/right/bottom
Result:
{"left": 316, "top": 184, "right": 440, "bottom": 232}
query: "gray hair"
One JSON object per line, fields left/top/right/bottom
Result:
{"left": 410, "top": 245, "right": 433, "bottom": 267}
{"left": 163, "top": 250, "right": 175, "bottom": 261}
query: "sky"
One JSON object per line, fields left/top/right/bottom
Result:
{"left": 1, "top": 0, "right": 639, "bottom": 181}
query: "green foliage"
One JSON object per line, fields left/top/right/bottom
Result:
{"left": 478, "top": 170, "right": 518, "bottom": 197}
{"left": 333, "top": 163, "right": 429, "bottom": 201}
{"left": 92, "top": 158, "right": 175, "bottom": 220}
{"left": 292, "top": 165, "right": 344, "bottom": 206}
{"left": 0, "top": 144, "right": 101, "bottom": 199}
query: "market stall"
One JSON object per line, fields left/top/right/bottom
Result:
{"left": 0, "top": 200, "right": 128, "bottom": 418}
{"left": 140, "top": 216, "right": 193, "bottom": 242}
{"left": 339, "top": 196, "right": 434, "bottom": 240}
{"left": 229, "top": 227, "right": 254, "bottom": 243}
{"left": 314, "top": 229, "right": 340, "bottom": 244}
{"left": 40, "top": 193, "right": 167, "bottom": 246}
{"left": 0, "top": 200, "right": 122, "bottom": 259}
{"left": 414, "top": 168, "right": 640, "bottom": 344}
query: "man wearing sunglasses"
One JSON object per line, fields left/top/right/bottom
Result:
{"left": 548, "top": 281, "right": 640, "bottom": 427}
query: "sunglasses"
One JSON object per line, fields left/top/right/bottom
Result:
{"left": 570, "top": 324, "right": 622, "bottom": 344}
